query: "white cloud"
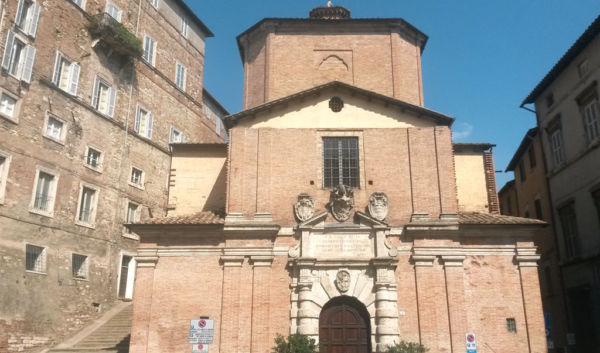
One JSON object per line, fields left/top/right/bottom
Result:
{"left": 452, "top": 122, "right": 473, "bottom": 141}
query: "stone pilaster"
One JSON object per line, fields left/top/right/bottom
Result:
{"left": 219, "top": 255, "right": 244, "bottom": 353}
{"left": 372, "top": 258, "right": 400, "bottom": 352}
{"left": 250, "top": 256, "right": 273, "bottom": 353}
{"left": 441, "top": 255, "right": 466, "bottom": 353}
{"left": 295, "top": 258, "right": 319, "bottom": 342}
{"left": 130, "top": 249, "right": 158, "bottom": 353}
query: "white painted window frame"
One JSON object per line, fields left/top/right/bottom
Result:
{"left": 142, "top": 34, "right": 156, "bottom": 66}
{"left": 2, "top": 30, "right": 36, "bottom": 83}
{"left": 116, "top": 251, "right": 136, "bottom": 299}
{"left": 83, "top": 145, "right": 104, "bottom": 173}
{"left": 91, "top": 75, "right": 116, "bottom": 117}
{"left": 175, "top": 61, "right": 186, "bottom": 91}
{"left": 0, "top": 88, "right": 21, "bottom": 123}
{"left": 129, "top": 166, "right": 145, "bottom": 190}
{"left": 15, "top": 0, "right": 41, "bottom": 38}
{"left": 29, "top": 165, "right": 59, "bottom": 217}
{"left": 0, "top": 150, "right": 11, "bottom": 204}
{"left": 134, "top": 104, "right": 153, "bottom": 139}
{"left": 169, "top": 125, "right": 184, "bottom": 143}
{"left": 52, "top": 51, "right": 80, "bottom": 96}
{"left": 42, "top": 112, "right": 67, "bottom": 144}
{"left": 75, "top": 182, "right": 99, "bottom": 228}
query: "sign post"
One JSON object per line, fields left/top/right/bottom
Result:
{"left": 466, "top": 332, "right": 477, "bottom": 353}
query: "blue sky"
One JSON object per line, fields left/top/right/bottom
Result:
{"left": 187, "top": 0, "right": 600, "bottom": 189}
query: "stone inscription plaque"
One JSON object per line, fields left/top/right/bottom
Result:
{"left": 309, "top": 233, "right": 373, "bottom": 259}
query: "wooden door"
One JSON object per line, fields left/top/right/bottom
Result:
{"left": 319, "top": 300, "right": 370, "bottom": 353}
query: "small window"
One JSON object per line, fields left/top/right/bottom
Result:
{"left": 583, "top": 100, "right": 600, "bottom": 143}
{"left": 181, "top": 17, "right": 188, "bottom": 37}
{"left": 30, "top": 169, "right": 58, "bottom": 216}
{"left": 578, "top": 60, "right": 589, "bottom": 78}
{"left": 175, "top": 62, "right": 186, "bottom": 91}
{"left": 548, "top": 124, "right": 565, "bottom": 168}
{"left": 0, "top": 153, "right": 11, "bottom": 204}
{"left": 322, "top": 137, "right": 360, "bottom": 188}
{"left": 519, "top": 160, "right": 526, "bottom": 182}
{"left": 1, "top": 31, "right": 36, "bottom": 83}
{"left": 92, "top": 76, "right": 116, "bottom": 117}
{"left": 15, "top": 0, "right": 41, "bottom": 37}
{"left": 148, "top": 0, "right": 158, "bottom": 9}
{"left": 52, "top": 52, "right": 80, "bottom": 95}
{"left": 134, "top": 105, "right": 153, "bottom": 139}
{"left": 534, "top": 199, "right": 543, "bottom": 220}
{"left": 76, "top": 185, "right": 98, "bottom": 226}
{"left": 506, "top": 318, "right": 516, "bottom": 333}
{"left": 528, "top": 146, "right": 536, "bottom": 168}
{"left": 43, "top": 114, "right": 66, "bottom": 143}
{"left": 546, "top": 94, "right": 554, "bottom": 108}
{"left": 170, "top": 126, "right": 183, "bottom": 143}
{"left": 0, "top": 91, "right": 18, "bottom": 121}
{"left": 558, "top": 202, "right": 579, "bottom": 258}
{"left": 106, "top": 1, "right": 122, "bottom": 22}
{"left": 71, "top": 0, "right": 85, "bottom": 9}
{"left": 142, "top": 35, "right": 156, "bottom": 66}
{"left": 130, "top": 167, "right": 144, "bottom": 188}
{"left": 84, "top": 146, "right": 102, "bottom": 171}
{"left": 25, "top": 244, "right": 46, "bottom": 273}
{"left": 126, "top": 202, "right": 139, "bottom": 224}
{"left": 72, "top": 253, "right": 88, "bottom": 279}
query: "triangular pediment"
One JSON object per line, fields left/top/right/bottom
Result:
{"left": 225, "top": 81, "right": 454, "bottom": 129}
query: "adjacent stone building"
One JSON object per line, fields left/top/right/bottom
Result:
{"left": 0, "top": 0, "right": 224, "bottom": 351}
{"left": 499, "top": 128, "right": 568, "bottom": 352}
{"left": 129, "top": 6, "right": 548, "bottom": 353}
{"left": 519, "top": 13, "right": 600, "bottom": 352}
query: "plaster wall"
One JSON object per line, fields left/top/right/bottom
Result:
{"left": 454, "top": 152, "right": 488, "bottom": 213}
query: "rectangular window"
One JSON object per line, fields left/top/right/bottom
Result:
{"left": 583, "top": 100, "right": 600, "bottom": 143}
{"left": 72, "top": 253, "right": 88, "bottom": 279}
{"left": 44, "top": 115, "right": 65, "bottom": 142}
{"left": 77, "top": 186, "right": 97, "bottom": 225}
{"left": 181, "top": 17, "right": 188, "bottom": 37}
{"left": 134, "top": 105, "right": 153, "bottom": 139}
{"left": 25, "top": 244, "right": 46, "bottom": 273}
{"left": 0, "top": 92, "right": 17, "bottom": 120}
{"left": 558, "top": 202, "right": 579, "bottom": 258}
{"left": 130, "top": 167, "right": 144, "bottom": 188}
{"left": 148, "top": 0, "right": 158, "bottom": 9}
{"left": 106, "top": 1, "right": 122, "bottom": 22}
{"left": 528, "top": 146, "right": 536, "bottom": 168}
{"left": 0, "top": 153, "right": 10, "bottom": 204}
{"left": 15, "top": 0, "right": 41, "bottom": 37}
{"left": 175, "top": 62, "right": 186, "bottom": 91}
{"left": 323, "top": 137, "right": 360, "bottom": 188}
{"left": 1, "top": 31, "right": 36, "bottom": 83}
{"left": 534, "top": 199, "right": 543, "bottom": 220}
{"left": 31, "top": 170, "right": 57, "bottom": 215}
{"left": 519, "top": 160, "right": 526, "bottom": 182}
{"left": 549, "top": 127, "right": 565, "bottom": 168}
{"left": 126, "top": 202, "right": 138, "bottom": 224}
{"left": 506, "top": 318, "right": 517, "bottom": 333}
{"left": 84, "top": 146, "right": 102, "bottom": 170}
{"left": 92, "top": 76, "right": 116, "bottom": 117}
{"left": 169, "top": 126, "right": 183, "bottom": 143}
{"left": 52, "top": 52, "right": 80, "bottom": 95}
{"left": 142, "top": 35, "right": 155, "bottom": 66}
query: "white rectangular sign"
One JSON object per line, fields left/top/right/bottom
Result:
{"left": 189, "top": 319, "right": 214, "bottom": 344}
{"left": 192, "top": 343, "right": 209, "bottom": 352}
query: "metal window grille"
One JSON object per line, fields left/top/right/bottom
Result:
{"left": 323, "top": 137, "right": 359, "bottom": 188}
{"left": 25, "top": 244, "right": 46, "bottom": 272}
{"left": 72, "top": 253, "right": 88, "bottom": 278}
{"left": 506, "top": 318, "right": 516, "bottom": 333}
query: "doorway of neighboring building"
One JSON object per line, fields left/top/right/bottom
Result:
{"left": 118, "top": 254, "right": 135, "bottom": 299}
{"left": 319, "top": 296, "right": 371, "bottom": 353}
{"left": 569, "top": 285, "right": 597, "bottom": 352}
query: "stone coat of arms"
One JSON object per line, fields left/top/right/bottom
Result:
{"left": 368, "top": 192, "right": 389, "bottom": 221}
{"left": 328, "top": 184, "right": 354, "bottom": 222}
{"left": 294, "top": 193, "right": 315, "bottom": 222}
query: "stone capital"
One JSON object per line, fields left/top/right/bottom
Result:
{"left": 250, "top": 255, "right": 274, "bottom": 267}
{"left": 441, "top": 255, "right": 466, "bottom": 267}
{"left": 515, "top": 254, "right": 540, "bottom": 267}
{"left": 412, "top": 254, "right": 436, "bottom": 267}
{"left": 220, "top": 255, "right": 245, "bottom": 267}
{"left": 136, "top": 249, "right": 159, "bottom": 268}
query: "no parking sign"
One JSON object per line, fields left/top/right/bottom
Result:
{"left": 466, "top": 333, "right": 477, "bottom": 353}
{"left": 192, "top": 343, "right": 209, "bottom": 353}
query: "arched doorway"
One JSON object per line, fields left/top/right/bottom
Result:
{"left": 319, "top": 296, "right": 371, "bottom": 353}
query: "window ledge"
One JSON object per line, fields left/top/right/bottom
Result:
{"left": 128, "top": 182, "right": 144, "bottom": 190}
{"left": 122, "top": 232, "right": 140, "bottom": 241}
{"left": 84, "top": 164, "right": 103, "bottom": 174}
{"left": 42, "top": 134, "right": 66, "bottom": 146}
{"left": 25, "top": 270, "right": 47, "bottom": 276}
{"left": 73, "top": 276, "right": 89, "bottom": 282}
{"left": 75, "top": 220, "right": 96, "bottom": 229}
{"left": 0, "top": 112, "right": 18, "bottom": 124}
{"left": 29, "top": 208, "right": 54, "bottom": 218}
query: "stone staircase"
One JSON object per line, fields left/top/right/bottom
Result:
{"left": 49, "top": 302, "right": 132, "bottom": 353}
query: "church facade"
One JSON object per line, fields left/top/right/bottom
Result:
{"left": 129, "top": 6, "right": 548, "bottom": 353}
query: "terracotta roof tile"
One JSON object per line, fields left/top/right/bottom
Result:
{"left": 458, "top": 212, "right": 546, "bottom": 225}
{"left": 136, "top": 211, "right": 225, "bottom": 225}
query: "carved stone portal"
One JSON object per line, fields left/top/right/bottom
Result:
{"left": 294, "top": 193, "right": 315, "bottom": 222}
{"left": 335, "top": 270, "right": 351, "bottom": 293}
{"left": 368, "top": 192, "right": 389, "bottom": 221}
{"left": 328, "top": 184, "right": 354, "bottom": 222}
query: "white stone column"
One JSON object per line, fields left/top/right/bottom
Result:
{"left": 295, "top": 258, "right": 319, "bottom": 342}
{"left": 372, "top": 258, "right": 400, "bottom": 352}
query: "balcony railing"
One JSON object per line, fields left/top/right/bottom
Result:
{"left": 86, "top": 13, "right": 143, "bottom": 58}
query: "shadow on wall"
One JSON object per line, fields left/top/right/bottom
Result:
{"left": 202, "top": 162, "right": 226, "bottom": 213}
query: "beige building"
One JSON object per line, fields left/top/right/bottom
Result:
{"left": 521, "top": 13, "right": 600, "bottom": 352}
{"left": 0, "top": 0, "right": 225, "bottom": 351}
{"left": 129, "top": 6, "right": 548, "bottom": 353}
